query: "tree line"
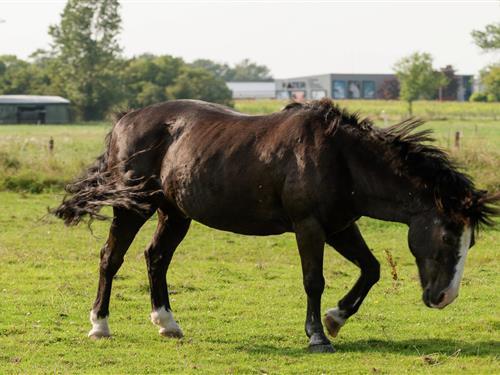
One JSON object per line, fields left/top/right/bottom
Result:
{"left": 0, "top": 0, "right": 497, "bottom": 119}
{"left": 393, "top": 21, "right": 499, "bottom": 113}
{"left": 0, "top": 0, "right": 272, "bottom": 121}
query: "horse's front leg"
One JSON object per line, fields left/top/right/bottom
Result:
{"left": 324, "top": 223, "right": 380, "bottom": 338}
{"left": 294, "top": 217, "right": 334, "bottom": 353}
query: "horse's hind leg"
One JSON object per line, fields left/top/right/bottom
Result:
{"left": 145, "top": 208, "right": 190, "bottom": 338}
{"left": 88, "top": 207, "right": 153, "bottom": 339}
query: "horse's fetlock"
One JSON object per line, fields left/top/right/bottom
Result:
{"left": 88, "top": 310, "right": 111, "bottom": 339}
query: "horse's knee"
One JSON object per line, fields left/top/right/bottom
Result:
{"left": 99, "top": 245, "right": 125, "bottom": 277}
{"left": 144, "top": 243, "right": 167, "bottom": 272}
{"left": 304, "top": 273, "right": 325, "bottom": 297}
{"left": 364, "top": 258, "right": 380, "bottom": 285}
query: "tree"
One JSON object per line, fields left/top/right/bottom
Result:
{"left": 438, "top": 65, "right": 458, "bottom": 101}
{"left": 230, "top": 59, "right": 272, "bottom": 81}
{"left": 166, "top": 67, "right": 233, "bottom": 106}
{"left": 377, "top": 78, "right": 400, "bottom": 99}
{"left": 191, "top": 58, "right": 272, "bottom": 82}
{"left": 471, "top": 23, "right": 500, "bottom": 52}
{"left": 48, "top": 0, "right": 122, "bottom": 120}
{"left": 121, "top": 54, "right": 184, "bottom": 108}
{"left": 394, "top": 52, "right": 447, "bottom": 114}
{"left": 471, "top": 22, "right": 499, "bottom": 102}
{"left": 0, "top": 55, "right": 35, "bottom": 94}
{"left": 191, "top": 59, "right": 232, "bottom": 80}
{"left": 480, "top": 64, "right": 500, "bottom": 101}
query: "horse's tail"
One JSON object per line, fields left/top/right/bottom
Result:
{"left": 53, "top": 111, "right": 153, "bottom": 226}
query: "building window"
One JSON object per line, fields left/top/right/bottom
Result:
{"left": 276, "top": 91, "right": 290, "bottom": 100}
{"left": 347, "top": 81, "right": 361, "bottom": 99}
{"left": 311, "top": 90, "right": 326, "bottom": 100}
{"left": 286, "top": 81, "right": 306, "bottom": 89}
{"left": 332, "top": 81, "right": 346, "bottom": 99}
{"left": 362, "top": 81, "right": 376, "bottom": 99}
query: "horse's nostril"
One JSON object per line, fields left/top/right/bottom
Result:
{"left": 423, "top": 288, "right": 431, "bottom": 307}
{"left": 437, "top": 291, "right": 446, "bottom": 304}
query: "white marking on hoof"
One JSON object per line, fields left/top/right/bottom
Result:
{"left": 324, "top": 307, "right": 346, "bottom": 338}
{"left": 150, "top": 306, "right": 183, "bottom": 338}
{"left": 88, "top": 310, "right": 111, "bottom": 339}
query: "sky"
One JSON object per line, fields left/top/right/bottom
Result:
{"left": 0, "top": 0, "right": 498, "bottom": 78}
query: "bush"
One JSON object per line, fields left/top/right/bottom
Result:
{"left": 0, "top": 152, "right": 21, "bottom": 171}
{"left": 469, "top": 92, "right": 488, "bottom": 102}
{"left": 1, "top": 175, "right": 65, "bottom": 193}
{"left": 487, "top": 93, "right": 498, "bottom": 102}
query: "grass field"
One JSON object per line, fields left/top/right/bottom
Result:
{"left": 0, "top": 100, "right": 499, "bottom": 373}
{"left": 1, "top": 120, "right": 498, "bottom": 194}
{"left": 235, "top": 99, "right": 500, "bottom": 121}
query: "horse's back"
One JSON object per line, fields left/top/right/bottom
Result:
{"left": 107, "top": 99, "right": 322, "bottom": 234}
{"left": 109, "top": 99, "right": 297, "bottom": 171}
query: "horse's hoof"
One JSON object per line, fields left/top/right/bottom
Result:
{"left": 151, "top": 307, "right": 183, "bottom": 339}
{"left": 308, "top": 343, "right": 335, "bottom": 353}
{"left": 88, "top": 331, "right": 112, "bottom": 340}
{"left": 159, "top": 327, "right": 184, "bottom": 339}
{"left": 324, "top": 314, "right": 342, "bottom": 338}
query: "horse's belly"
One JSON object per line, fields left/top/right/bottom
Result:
{"left": 195, "top": 216, "right": 290, "bottom": 236}
{"left": 161, "top": 131, "right": 293, "bottom": 234}
{"left": 163, "top": 171, "right": 290, "bottom": 235}
{"left": 177, "top": 193, "right": 291, "bottom": 235}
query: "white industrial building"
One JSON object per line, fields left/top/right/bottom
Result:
{"left": 226, "top": 81, "right": 276, "bottom": 99}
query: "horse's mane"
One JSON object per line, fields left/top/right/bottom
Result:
{"left": 284, "top": 98, "right": 499, "bottom": 228}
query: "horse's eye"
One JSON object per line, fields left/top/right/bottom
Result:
{"left": 442, "top": 234, "right": 454, "bottom": 245}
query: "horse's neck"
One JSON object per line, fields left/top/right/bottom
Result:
{"left": 342, "top": 135, "right": 430, "bottom": 225}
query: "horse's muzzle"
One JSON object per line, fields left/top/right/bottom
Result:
{"left": 423, "top": 287, "right": 457, "bottom": 309}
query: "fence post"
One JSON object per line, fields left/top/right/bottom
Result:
{"left": 454, "top": 131, "right": 461, "bottom": 149}
{"left": 381, "top": 110, "right": 388, "bottom": 127}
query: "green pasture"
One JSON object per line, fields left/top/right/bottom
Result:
{"left": 0, "top": 100, "right": 499, "bottom": 373}
{"left": 1, "top": 117, "right": 499, "bottom": 194}
{"left": 0, "top": 194, "right": 498, "bottom": 374}
{"left": 235, "top": 99, "right": 500, "bottom": 121}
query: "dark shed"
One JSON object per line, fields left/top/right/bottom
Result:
{"left": 0, "top": 95, "right": 71, "bottom": 124}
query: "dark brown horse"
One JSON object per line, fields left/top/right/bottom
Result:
{"left": 55, "top": 99, "right": 498, "bottom": 352}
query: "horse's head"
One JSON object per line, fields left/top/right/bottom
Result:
{"left": 408, "top": 210, "right": 474, "bottom": 309}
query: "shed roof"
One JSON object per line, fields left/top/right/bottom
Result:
{"left": 226, "top": 81, "right": 275, "bottom": 91}
{"left": 0, "top": 95, "right": 70, "bottom": 104}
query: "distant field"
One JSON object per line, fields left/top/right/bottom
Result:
{"left": 0, "top": 124, "right": 108, "bottom": 192}
{"left": 1, "top": 118, "right": 498, "bottom": 194}
{"left": 235, "top": 99, "right": 500, "bottom": 120}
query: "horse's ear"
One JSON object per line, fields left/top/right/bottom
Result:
{"left": 323, "top": 101, "right": 339, "bottom": 136}
{"left": 325, "top": 116, "right": 340, "bottom": 136}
